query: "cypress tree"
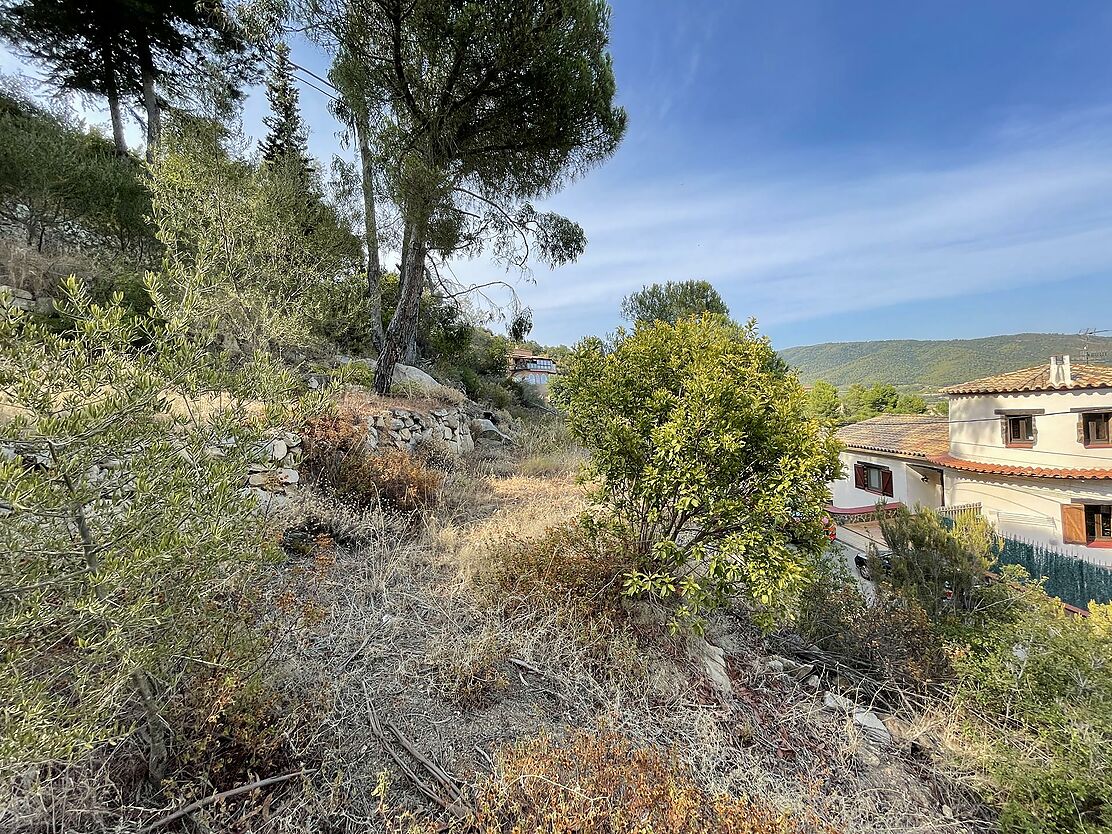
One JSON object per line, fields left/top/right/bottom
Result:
{"left": 260, "top": 42, "right": 311, "bottom": 176}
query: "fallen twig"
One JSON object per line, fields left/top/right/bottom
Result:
{"left": 137, "top": 769, "right": 311, "bottom": 833}
{"left": 362, "top": 681, "right": 471, "bottom": 820}
{"left": 508, "top": 657, "right": 544, "bottom": 675}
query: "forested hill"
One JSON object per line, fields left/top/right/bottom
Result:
{"left": 780, "top": 332, "right": 1112, "bottom": 391}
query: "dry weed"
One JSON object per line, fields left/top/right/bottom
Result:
{"left": 469, "top": 730, "right": 831, "bottom": 834}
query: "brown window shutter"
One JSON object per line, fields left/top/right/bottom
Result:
{"left": 1078, "top": 416, "right": 1087, "bottom": 445}
{"left": 854, "top": 463, "right": 866, "bottom": 489}
{"left": 1061, "top": 504, "right": 1087, "bottom": 544}
{"left": 881, "top": 468, "right": 894, "bottom": 497}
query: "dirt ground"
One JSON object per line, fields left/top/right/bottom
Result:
{"left": 259, "top": 435, "right": 985, "bottom": 834}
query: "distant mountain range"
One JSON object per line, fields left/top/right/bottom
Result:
{"left": 780, "top": 332, "right": 1112, "bottom": 392}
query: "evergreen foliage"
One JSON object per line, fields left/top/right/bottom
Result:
{"left": 553, "top": 315, "right": 841, "bottom": 629}
{"left": 620, "top": 279, "right": 730, "bottom": 325}
{"left": 148, "top": 115, "right": 362, "bottom": 350}
{"left": 260, "top": 42, "right": 311, "bottom": 177}
{"left": 312, "top": 0, "right": 627, "bottom": 393}
{"left": 0, "top": 90, "right": 152, "bottom": 254}
{"left": 0, "top": 274, "right": 303, "bottom": 775}
{"left": 0, "top": 0, "right": 257, "bottom": 155}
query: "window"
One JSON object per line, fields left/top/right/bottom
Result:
{"left": 1086, "top": 505, "right": 1112, "bottom": 542}
{"left": 1006, "top": 415, "right": 1035, "bottom": 447}
{"left": 1081, "top": 412, "right": 1112, "bottom": 447}
{"left": 1063, "top": 503, "right": 1112, "bottom": 545}
{"left": 853, "top": 462, "right": 893, "bottom": 497}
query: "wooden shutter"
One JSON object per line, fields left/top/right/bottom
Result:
{"left": 854, "top": 463, "right": 866, "bottom": 489}
{"left": 881, "top": 468, "right": 894, "bottom": 498}
{"left": 1078, "top": 416, "right": 1087, "bottom": 445}
{"left": 1061, "top": 504, "right": 1087, "bottom": 545}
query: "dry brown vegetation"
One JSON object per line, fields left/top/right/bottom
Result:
{"left": 3, "top": 412, "right": 987, "bottom": 833}
{"left": 213, "top": 419, "right": 977, "bottom": 834}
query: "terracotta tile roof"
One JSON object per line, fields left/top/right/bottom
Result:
{"left": 942, "top": 363, "right": 1112, "bottom": 395}
{"left": 835, "top": 414, "right": 950, "bottom": 459}
{"left": 931, "top": 453, "right": 1112, "bottom": 480}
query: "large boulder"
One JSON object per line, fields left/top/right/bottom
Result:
{"left": 335, "top": 357, "right": 453, "bottom": 398}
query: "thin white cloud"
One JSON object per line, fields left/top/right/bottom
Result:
{"left": 500, "top": 117, "right": 1112, "bottom": 343}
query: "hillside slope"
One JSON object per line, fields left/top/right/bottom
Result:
{"left": 780, "top": 332, "right": 1112, "bottom": 391}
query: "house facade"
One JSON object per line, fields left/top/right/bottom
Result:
{"left": 508, "top": 349, "right": 558, "bottom": 390}
{"left": 828, "top": 356, "right": 1112, "bottom": 562}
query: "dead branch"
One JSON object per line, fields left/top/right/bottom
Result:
{"left": 137, "top": 769, "right": 311, "bottom": 832}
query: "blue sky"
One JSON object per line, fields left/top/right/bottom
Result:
{"left": 5, "top": 1, "right": 1112, "bottom": 349}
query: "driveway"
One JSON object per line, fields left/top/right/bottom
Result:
{"left": 832, "top": 528, "right": 880, "bottom": 601}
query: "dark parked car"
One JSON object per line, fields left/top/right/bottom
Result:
{"left": 854, "top": 550, "right": 890, "bottom": 580}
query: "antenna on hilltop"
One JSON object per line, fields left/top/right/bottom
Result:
{"left": 1078, "top": 328, "right": 1112, "bottom": 363}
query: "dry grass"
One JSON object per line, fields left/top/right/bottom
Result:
{"left": 466, "top": 730, "right": 833, "bottom": 834}
{"left": 1, "top": 413, "right": 985, "bottom": 832}
{"left": 250, "top": 418, "right": 979, "bottom": 834}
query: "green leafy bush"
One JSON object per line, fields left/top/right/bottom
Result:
{"left": 954, "top": 587, "right": 1112, "bottom": 833}
{"left": 0, "top": 276, "right": 300, "bottom": 778}
{"left": 879, "top": 506, "right": 999, "bottom": 624}
{"left": 552, "top": 315, "right": 841, "bottom": 629}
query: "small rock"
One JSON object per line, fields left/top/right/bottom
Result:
{"left": 687, "top": 636, "right": 732, "bottom": 696}
{"left": 248, "top": 472, "right": 269, "bottom": 486}
{"left": 823, "top": 691, "right": 855, "bottom": 714}
{"left": 470, "top": 418, "right": 512, "bottom": 444}
{"left": 276, "top": 468, "right": 299, "bottom": 485}
{"left": 765, "top": 659, "right": 784, "bottom": 675}
{"left": 804, "top": 674, "right": 821, "bottom": 691}
{"left": 852, "top": 709, "right": 892, "bottom": 745}
{"left": 269, "top": 439, "right": 288, "bottom": 461}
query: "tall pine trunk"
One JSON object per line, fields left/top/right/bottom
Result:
{"left": 375, "top": 218, "right": 427, "bottom": 393}
{"left": 139, "top": 35, "right": 161, "bottom": 162}
{"left": 101, "top": 39, "right": 128, "bottom": 156}
{"left": 355, "top": 113, "right": 385, "bottom": 349}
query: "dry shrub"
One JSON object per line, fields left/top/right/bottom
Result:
{"left": 341, "top": 448, "right": 442, "bottom": 513}
{"left": 414, "top": 434, "right": 456, "bottom": 471}
{"left": 300, "top": 409, "right": 366, "bottom": 485}
{"left": 426, "top": 624, "right": 510, "bottom": 708}
{"left": 469, "top": 730, "right": 828, "bottom": 834}
{"left": 798, "top": 579, "right": 952, "bottom": 690}
{"left": 165, "top": 669, "right": 298, "bottom": 795}
{"left": 301, "top": 411, "right": 442, "bottom": 513}
{"left": 486, "top": 517, "right": 634, "bottom": 621}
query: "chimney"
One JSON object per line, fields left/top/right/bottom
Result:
{"left": 1049, "top": 354, "right": 1072, "bottom": 387}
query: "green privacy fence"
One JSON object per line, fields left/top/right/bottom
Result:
{"left": 994, "top": 536, "right": 1112, "bottom": 610}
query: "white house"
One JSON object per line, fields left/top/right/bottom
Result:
{"left": 829, "top": 356, "right": 1112, "bottom": 562}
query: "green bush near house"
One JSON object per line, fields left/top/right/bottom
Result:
{"left": 552, "top": 314, "right": 841, "bottom": 630}
{"left": 798, "top": 508, "right": 1112, "bottom": 833}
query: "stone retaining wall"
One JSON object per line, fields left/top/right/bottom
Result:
{"left": 1, "top": 283, "right": 55, "bottom": 315}
{"left": 364, "top": 405, "right": 475, "bottom": 456}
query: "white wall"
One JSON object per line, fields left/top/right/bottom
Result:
{"left": 830, "top": 450, "right": 943, "bottom": 511}
{"left": 948, "top": 387, "right": 1112, "bottom": 469}
{"left": 946, "top": 472, "right": 1112, "bottom": 566}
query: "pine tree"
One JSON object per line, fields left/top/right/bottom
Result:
{"left": 260, "top": 43, "right": 311, "bottom": 175}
